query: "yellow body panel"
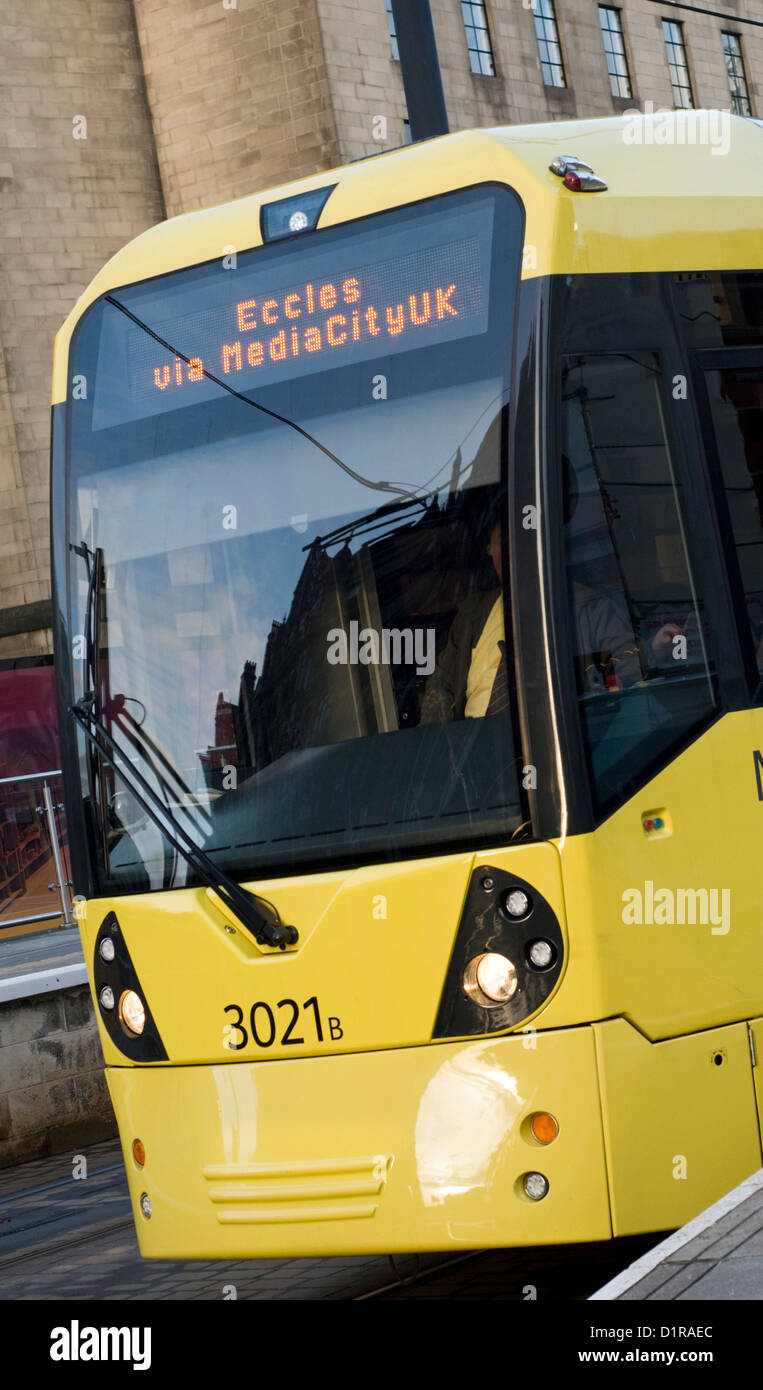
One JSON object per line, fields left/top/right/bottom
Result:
{"left": 552, "top": 711, "right": 763, "bottom": 1039}
{"left": 79, "top": 842, "right": 567, "bottom": 1065}
{"left": 594, "top": 1019, "right": 762, "bottom": 1237}
{"left": 107, "top": 1015, "right": 761, "bottom": 1257}
{"left": 52, "top": 114, "right": 762, "bottom": 405}
{"left": 107, "top": 1023, "right": 611, "bottom": 1257}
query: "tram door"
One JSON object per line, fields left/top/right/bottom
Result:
{"left": 556, "top": 348, "right": 763, "bottom": 1042}
{"left": 550, "top": 344, "right": 763, "bottom": 1229}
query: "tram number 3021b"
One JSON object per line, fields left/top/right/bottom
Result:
{"left": 223, "top": 997, "right": 344, "bottom": 1051}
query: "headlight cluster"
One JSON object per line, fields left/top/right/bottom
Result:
{"left": 434, "top": 865, "right": 564, "bottom": 1040}
{"left": 93, "top": 910, "right": 167, "bottom": 1061}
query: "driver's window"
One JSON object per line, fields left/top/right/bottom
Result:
{"left": 561, "top": 352, "right": 716, "bottom": 813}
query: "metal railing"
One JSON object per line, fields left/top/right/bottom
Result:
{"left": 0, "top": 770, "right": 75, "bottom": 931}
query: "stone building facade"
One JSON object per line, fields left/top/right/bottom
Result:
{"left": 1, "top": 0, "right": 761, "bottom": 665}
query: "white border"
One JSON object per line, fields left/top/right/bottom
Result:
{"left": 589, "top": 1168, "right": 763, "bottom": 1300}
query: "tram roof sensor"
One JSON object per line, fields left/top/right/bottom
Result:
{"left": 261, "top": 185, "right": 336, "bottom": 243}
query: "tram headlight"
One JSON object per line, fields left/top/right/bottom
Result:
{"left": 463, "top": 952, "right": 518, "bottom": 1007}
{"left": 119, "top": 989, "right": 146, "bottom": 1036}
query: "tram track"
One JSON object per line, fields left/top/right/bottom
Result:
{"left": 0, "top": 1216, "right": 134, "bottom": 1273}
{"left": 354, "top": 1249, "right": 486, "bottom": 1299}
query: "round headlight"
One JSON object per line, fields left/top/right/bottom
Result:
{"left": 523, "top": 1171, "right": 549, "bottom": 1201}
{"left": 99, "top": 985, "right": 115, "bottom": 1011}
{"left": 99, "top": 936, "right": 115, "bottom": 963}
{"left": 139, "top": 1192, "right": 152, "bottom": 1219}
{"left": 119, "top": 989, "right": 146, "bottom": 1036}
{"left": 464, "top": 952, "right": 518, "bottom": 1007}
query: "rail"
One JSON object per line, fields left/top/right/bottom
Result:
{"left": 0, "top": 769, "right": 75, "bottom": 930}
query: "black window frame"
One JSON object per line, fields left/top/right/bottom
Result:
{"left": 690, "top": 345, "right": 763, "bottom": 703}
{"left": 533, "top": 0, "right": 567, "bottom": 89}
{"left": 461, "top": 0, "right": 497, "bottom": 78}
{"left": 598, "top": 5, "right": 633, "bottom": 100}
{"left": 662, "top": 18, "right": 694, "bottom": 109}
{"left": 721, "top": 32, "right": 753, "bottom": 118}
{"left": 385, "top": 0, "right": 399, "bottom": 62}
{"left": 543, "top": 272, "right": 749, "bottom": 831}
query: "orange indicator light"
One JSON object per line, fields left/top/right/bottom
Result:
{"left": 530, "top": 1112, "right": 559, "bottom": 1144}
{"left": 132, "top": 1139, "right": 146, "bottom": 1167}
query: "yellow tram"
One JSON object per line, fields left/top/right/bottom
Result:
{"left": 52, "top": 114, "right": 763, "bottom": 1256}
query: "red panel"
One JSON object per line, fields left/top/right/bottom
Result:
{"left": 0, "top": 666, "right": 60, "bottom": 778}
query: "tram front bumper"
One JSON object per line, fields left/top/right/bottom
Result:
{"left": 107, "top": 1024, "right": 611, "bottom": 1258}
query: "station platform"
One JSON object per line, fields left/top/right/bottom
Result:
{"left": 591, "top": 1169, "right": 763, "bottom": 1300}
{"left": 0, "top": 925, "right": 85, "bottom": 1003}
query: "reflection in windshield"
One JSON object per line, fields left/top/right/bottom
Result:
{"left": 66, "top": 186, "right": 527, "bottom": 889}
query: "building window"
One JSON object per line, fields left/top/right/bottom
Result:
{"left": 461, "top": 2, "right": 496, "bottom": 76}
{"left": 385, "top": 0, "right": 399, "bottom": 62}
{"left": 662, "top": 20, "right": 693, "bottom": 108}
{"left": 598, "top": 7, "right": 632, "bottom": 100}
{"left": 722, "top": 33, "right": 752, "bottom": 116}
{"left": 533, "top": 0, "right": 566, "bottom": 88}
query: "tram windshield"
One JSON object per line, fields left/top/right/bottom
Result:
{"left": 64, "top": 186, "right": 527, "bottom": 891}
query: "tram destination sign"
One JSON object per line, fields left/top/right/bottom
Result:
{"left": 92, "top": 198, "right": 494, "bottom": 428}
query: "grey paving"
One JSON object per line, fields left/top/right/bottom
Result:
{"left": 593, "top": 1170, "right": 763, "bottom": 1301}
{"left": 1, "top": 1136, "right": 656, "bottom": 1300}
{"left": 0, "top": 1137, "right": 440, "bottom": 1300}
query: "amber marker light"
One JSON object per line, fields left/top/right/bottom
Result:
{"left": 530, "top": 1112, "right": 559, "bottom": 1145}
{"left": 119, "top": 989, "right": 146, "bottom": 1036}
{"left": 132, "top": 1139, "right": 146, "bottom": 1167}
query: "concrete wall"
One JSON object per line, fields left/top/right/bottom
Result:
{"left": 0, "top": 985, "right": 115, "bottom": 1168}
{"left": 132, "top": 0, "right": 341, "bottom": 215}
{"left": 0, "top": 0, "right": 165, "bottom": 661}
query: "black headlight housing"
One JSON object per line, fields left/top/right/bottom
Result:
{"left": 432, "top": 864, "right": 564, "bottom": 1038}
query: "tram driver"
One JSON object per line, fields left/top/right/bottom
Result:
{"left": 419, "top": 504, "right": 681, "bottom": 725}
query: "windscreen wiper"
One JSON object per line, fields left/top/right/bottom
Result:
{"left": 70, "top": 697, "right": 298, "bottom": 949}
{"left": 69, "top": 541, "right": 297, "bottom": 949}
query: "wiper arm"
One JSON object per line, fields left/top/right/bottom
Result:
{"left": 110, "top": 694, "right": 212, "bottom": 835}
{"left": 73, "top": 543, "right": 110, "bottom": 859}
{"left": 70, "top": 694, "right": 298, "bottom": 950}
